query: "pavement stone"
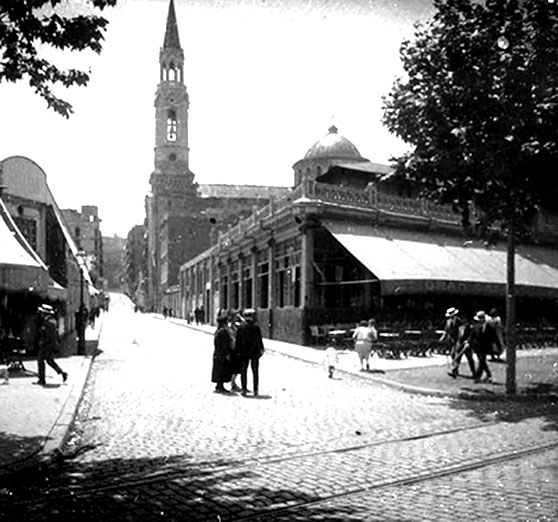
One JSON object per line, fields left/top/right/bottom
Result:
{"left": 1, "top": 295, "right": 558, "bottom": 521}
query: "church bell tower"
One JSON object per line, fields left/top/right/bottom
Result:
{"left": 151, "top": 0, "right": 197, "bottom": 197}
{"left": 148, "top": 0, "right": 201, "bottom": 311}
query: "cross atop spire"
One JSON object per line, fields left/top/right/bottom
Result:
{"left": 163, "top": 0, "right": 181, "bottom": 49}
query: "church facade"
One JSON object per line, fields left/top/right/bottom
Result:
{"left": 145, "top": 0, "right": 289, "bottom": 313}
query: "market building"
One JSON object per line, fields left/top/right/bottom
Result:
{"left": 178, "top": 127, "right": 558, "bottom": 346}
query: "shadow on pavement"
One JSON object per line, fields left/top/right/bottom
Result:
{"left": 445, "top": 393, "right": 558, "bottom": 434}
{"left": 0, "top": 433, "right": 46, "bottom": 484}
{"left": 0, "top": 453, "right": 415, "bottom": 521}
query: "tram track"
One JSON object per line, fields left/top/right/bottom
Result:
{"left": 233, "top": 438, "right": 558, "bottom": 521}
{"left": 3, "top": 404, "right": 557, "bottom": 510}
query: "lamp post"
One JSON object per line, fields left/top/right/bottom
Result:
{"left": 496, "top": 34, "right": 517, "bottom": 396}
{"left": 76, "top": 254, "right": 86, "bottom": 355}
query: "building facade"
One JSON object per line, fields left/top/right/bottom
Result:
{"left": 62, "top": 205, "right": 104, "bottom": 288}
{"left": 125, "top": 224, "right": 146, "bottom": 306}
{"left": 178, "top": 129, "right": 558, "bottom": 345}
{"left": 0, "top": 156, "right": 95, "bottom": 353}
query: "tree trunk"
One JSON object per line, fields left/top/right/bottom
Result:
{"left": 505, "top": 225, "right": 517, "bottom": 396}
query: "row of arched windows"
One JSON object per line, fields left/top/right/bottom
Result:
{"left": 161, "top": 62, "right": 182, "bottom": 83}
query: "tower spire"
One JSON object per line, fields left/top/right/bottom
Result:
{"left": 163, "top": 0, "right": 181, "bottom": 49}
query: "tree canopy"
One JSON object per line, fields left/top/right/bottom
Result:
{"left": 382, "top": 0, "right": 558, "bottom": 238}
{"left": 0, "top": 0, "right": 117, "bottom": 117}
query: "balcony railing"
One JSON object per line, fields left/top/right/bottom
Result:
{"left": 218, "top": 181, "right": 460, "bottom": 246}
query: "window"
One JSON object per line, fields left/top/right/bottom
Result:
{"left": 257, "top": 261, "right": 269, "bottom": 309}
{"left": 166, "top": 110, "right": 177, "bottom": 141}
{"left": 273, "top": 243, "right": 301, "bottom": 308}
{"left": 231, "top": 262, "right": 240, "bottom": 310}
{"left": 14, "top": 217, "right": 37, "bottom": 251}
{"left": 243, "top": 266, "right": 253, "bottom": 308}
{"left": 222, "top": 275, "right": 229, "bottom": 310}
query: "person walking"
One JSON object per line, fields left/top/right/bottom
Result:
{"left": 234, "top": 308, "right": 265, "bottom": 397}
{"left": 322, "top": 342, "right": 339, "bottom": 379}
{"left": 448, "top": 315, "right": 476, "bottom": 378}
{"left": 441, "top": 307, "right": 460, "bottom": 377}
{"left": 487, "top": 308, "right": 505, "bottom": 362}
{"left": 35, "top": 304, "right": 67, "bottom": 386}
{"left": 211, "top": 314, "right": 233, "bottom": 393}
{"left": 469, "top": 310, "right": 500, "bottom": 383}
{"left": 352, "top": 320, "right": 373, "bottom": 371}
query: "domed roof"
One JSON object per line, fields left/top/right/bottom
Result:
{"left": 303, "top": 125, "right": 363, "bottom": 161}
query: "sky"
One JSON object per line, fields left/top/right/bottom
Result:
{"left": 0, "top": 0, "right": 436, "bottom": 238}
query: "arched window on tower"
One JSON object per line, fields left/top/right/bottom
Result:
{"left": 167, "top": 110, "right": 177, "bottom": 142}
{"left": 169, "top": 62, "right": 176, "bottom": 81}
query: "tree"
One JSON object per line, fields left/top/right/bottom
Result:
{"left": 0, "top": 0, "right": 117, "bottom": 117}
{"left": 382, "top": 0, "right": 558, "bottom": 395}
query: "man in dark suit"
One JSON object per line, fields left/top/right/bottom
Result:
{"left": 234, "top": 308, "right": 265, "bottom": 397}
{"left": 35, "top": 304, "right": 68, "bottom": 385}
{"left": 468, "top": 310, "right": 500, "bottom": 383}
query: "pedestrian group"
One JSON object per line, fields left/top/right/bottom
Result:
{"left": 211, "top": 308, "right": 265, "bottom": 397}
{"left": 443, "top": 307, "right": 505, "bottom": 383}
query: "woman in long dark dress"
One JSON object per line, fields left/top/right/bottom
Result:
{"left": 212, "top": 316, "right": 233, "bottom": 393}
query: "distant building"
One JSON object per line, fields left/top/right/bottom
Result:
{"left": 61, "top": 205, "right": 104, "bottom": 287}
{"left": 145, "top": 0, "right": 289, "bottom": 313}
{"left": 124, "top": 225, "right": 146, "bottom": 303}
{"left": 103, "top": 234, "right": 126, "bottom": 292}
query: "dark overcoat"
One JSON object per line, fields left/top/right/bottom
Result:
{"left": 211, "top": 326, "right": 232, "bottom": 383}
{"left": 468, "top": 322, "right": 499, "bottom": 355}
{"left": 234, "top": 321, "right": 264, "bottom": 359}
{"left": 38, "top": 316, "right": 58, "bottom": 358}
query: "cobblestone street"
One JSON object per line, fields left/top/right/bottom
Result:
{"left": 3, "top": 295, "right": 558, "bottom": 521}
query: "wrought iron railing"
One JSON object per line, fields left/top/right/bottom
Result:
{"left": 218, "top": 181, "right": 460, "bottom": 245}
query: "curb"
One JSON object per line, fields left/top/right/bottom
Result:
{"left": 169, "top": 318, "right": 558, "bottom": 404}
{"left": 0, "top": 320, "right": 104, "bottom": 485}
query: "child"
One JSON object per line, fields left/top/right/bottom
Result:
{"left": 322, "top": 344, "right": 339, "bottom": 378}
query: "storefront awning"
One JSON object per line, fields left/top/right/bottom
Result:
{"left": 0, "top": 199, "right": 51, "bottom": 293}
{"left": 324, "top": 221, "right": 558, "bottom": 297}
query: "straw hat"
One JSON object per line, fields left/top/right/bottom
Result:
{"left": 38, "top": 304, "right": 55, "bottom": 315}
{"left": 474, "top": 310, "right": 486, "bottom": 322}
{"left": 445, "top": 307, "right": 459, "bottom": 318}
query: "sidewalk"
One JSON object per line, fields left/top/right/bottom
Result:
{"left": 0, "top": 317, "right": 103, "bottom": 483}
{"left": 171, "top": 317, "right": 558, "bottom": 402}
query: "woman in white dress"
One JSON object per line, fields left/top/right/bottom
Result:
{"left": 353, "top": 320, "right": 373, "bottom": 371}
